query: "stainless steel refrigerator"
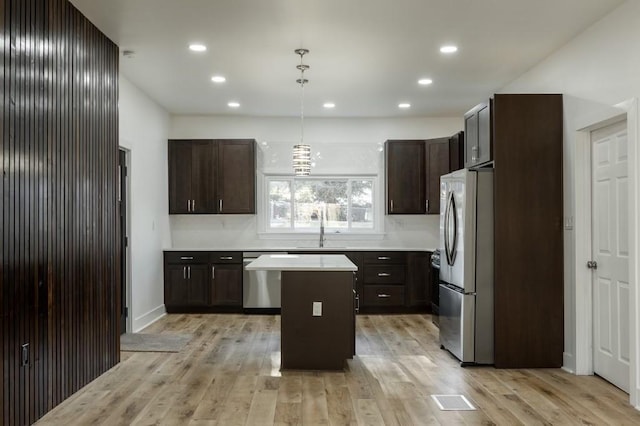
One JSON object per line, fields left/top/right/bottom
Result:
{"left": 438, "top": 168, "right": 494, "bottom": 365}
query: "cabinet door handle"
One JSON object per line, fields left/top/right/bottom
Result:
{"left": 187, "top": 266, "right": 191, "bottom": 280}
{"left": 219, "top": 199, "right": 223, "bottom": 212}
{"left": 471, "top": 145, "right": 478, "bottom": 162}
{"left": 377, "top": 256, "right": 391, "bottom": 260}
{"left": 390, "top": 199, "right": 394, "bottom": 212}
{"left": 377, "top": 293, "right": 391, "bottom": 299}
{"left": 180, "top": 256, "right": 193, "bottom": 260}
{"left": 219, "top": 256, "right": 233, "bottom": 260}
{"left": 183, "top": 266, "right": 186, "bottom": 279}
{"left": 355, "top": 292, "right": 360, "bottom": 313}
{"left": 187, "top": 199, "right": 191, "bottom": 212}
{"left": 192, "top": 199, "right": 196, "bottom": 211}
{"left": 426, "top": 199, "right": 429, "bottom": 213}
{"left": 377, "top": 272, "right": 391, "bottom": 277}
{"left": 211, "top": 266, "right": 215, "bottom": 280}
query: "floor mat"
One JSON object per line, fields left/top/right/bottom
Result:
{"left": 120, "top": 333, "right": 192, "bottom": 352}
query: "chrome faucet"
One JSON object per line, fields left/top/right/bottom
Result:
{"left": 319, "top": 211, "right": 326, "bottom": 248}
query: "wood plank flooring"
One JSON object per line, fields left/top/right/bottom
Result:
{"left": 35, "top": 314, "right": 640, "bottom": 425}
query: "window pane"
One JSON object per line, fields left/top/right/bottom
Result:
{"left": 294, "top": 180, "right": 348, "bottom": 229}
{"left": 268, "top": 180, "right": 291, "bottom": 228}
{"left": 351, "top": 180, "right": 373, "bottom": 229}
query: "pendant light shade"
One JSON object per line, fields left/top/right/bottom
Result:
{"left": 293, "top": 48, "right": 311, "bottom": 176}
{"left": 293, "top": 144, "right": 311, "bottom": 176}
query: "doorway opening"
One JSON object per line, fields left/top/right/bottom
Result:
{"left": 118, "top": 149, "right": 130, "bottom": 335}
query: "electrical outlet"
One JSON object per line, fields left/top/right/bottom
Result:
{"left": 312, "top": 301, "right": 322, "bottom": 317}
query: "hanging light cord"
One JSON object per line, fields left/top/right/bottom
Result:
{"left": 295, "top": 48, "right": 309, "bottom": 144}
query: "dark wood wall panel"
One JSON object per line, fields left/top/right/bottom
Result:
{"left": 1, "top": 0, "right": 120, "bottom": 424}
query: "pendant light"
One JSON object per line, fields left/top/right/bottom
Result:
{"left": 293, "top": 48, "right": 311, "bottom": 176}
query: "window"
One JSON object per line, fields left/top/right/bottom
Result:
{"left": 266, "top": 177, "right": 376, "bottom": 233}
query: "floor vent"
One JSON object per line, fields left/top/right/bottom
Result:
{"left": 431, "top": 394, "right": 476, "bottom": 411}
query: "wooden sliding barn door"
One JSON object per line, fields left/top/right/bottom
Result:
{"left": 1, "top": 0, "right": 120, "bottom": 424}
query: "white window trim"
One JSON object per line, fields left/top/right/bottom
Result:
{"left": 258, "top": 173, "right": 384, "bottom": 239}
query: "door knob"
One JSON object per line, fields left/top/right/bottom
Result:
{"left": 587, "top": 260, "right": 598, "bottom": 270}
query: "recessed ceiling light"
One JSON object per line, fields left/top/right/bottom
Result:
{"left": 323, "top": 102, "right": 335, "bottom": 109}
{"left": 228, "top": 101, "right": 240, "bottom": 108}
{"left": 189, "top": 44, "right": 207, "bottom": 52}
{"left": 211, "top": 75, "right": 226, "bottom": 83}
{"left": 418, "top": 78, "right": 433, "bottom": 85}
{"left": 440, "top": 45, "right": 458, "bottom": 54}
{"left": 398, "top": 103, "right": 411, "bottom": 109}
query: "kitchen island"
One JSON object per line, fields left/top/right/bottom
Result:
{"left": 245, "top": 254, "right": 357, "bottom": 370}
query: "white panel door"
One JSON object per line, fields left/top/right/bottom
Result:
{"left": 591, "top": 119, "right": 630, "bottom": 393}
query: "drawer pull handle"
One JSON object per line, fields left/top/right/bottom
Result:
{"left": 219, "top": 256, "right": 234, "bottom": 260}
{"left": 377, "top": 294, "right": 391, "bottom": 299}
{"left": 377, "top": 256, "right": 391, "bottom": 260}
{"left": 180, "top": 256, "right": 194, "bottom": 260}
{"left": 377, "top": 273, "right": 391, "bottom": 277}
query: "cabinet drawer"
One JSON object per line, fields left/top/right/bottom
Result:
{"left": 164, "top": 251, "right": 209, "bottom": 264}
{"left": 363, "top": 286, "right": 405, "bottom": 306}
{"left": 209, "top": 252, "right": 242, "bottom": 264}
{"left": 363, "top": 252, "right": 406, "bottom": 264}
{"left": 364, "top": 265, "right": 405, "bottom": 284}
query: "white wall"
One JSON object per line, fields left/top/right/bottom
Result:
{"left": 500, "top": 0, "right": 640, "bottom": 406}
{"left": 119, "top": 76, "right": 172, "bottom": 332}
{"left": 169, "top": 116, "right": 462, "bottom": 250}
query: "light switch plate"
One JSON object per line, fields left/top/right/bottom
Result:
{"left": 312, "top": 301, "right": 322, "bottom": 317}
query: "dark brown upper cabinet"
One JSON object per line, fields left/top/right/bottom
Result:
{"left": 217, "top": 139, "right": 256, "bottom": 214}
{"left": 168, "top": 140, "right": 217, "bottom": 214}
{"left": 425, "top": 132, "right": 464, "bottom": 215}
{"left": 386, "top": 134, "right": 464, "bottom": 215}
{"left": 385, "top": 140, "right": 426, "bottom": 214}
{"left": 464, "top": 100, "right": 492, "bottom": 168}
{"left": 168, "top": 139, "right": 256, "bottom": 214}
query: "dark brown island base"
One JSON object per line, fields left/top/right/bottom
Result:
{"left": 246, "top": 254, "right": 357, "bottom": 370}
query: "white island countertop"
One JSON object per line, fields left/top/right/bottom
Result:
{"left": 245, "top": 254, "right": 357, "bottom": 271}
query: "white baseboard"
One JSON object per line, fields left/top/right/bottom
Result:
{"left": 562, "top": 351, "right": 576, "bottom": 374}
{"left": 132, "top": 304, "right": 167, "bottom": 332}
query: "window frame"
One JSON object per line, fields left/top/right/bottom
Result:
{"left": 262, "top": 174, "right": 381, "bottom": 235}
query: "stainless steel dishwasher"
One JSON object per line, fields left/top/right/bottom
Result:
{"left": 242, "top": 252, "right": 286, "bottom": 313}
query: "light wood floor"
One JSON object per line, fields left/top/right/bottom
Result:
{"left": 36, "top": 314, "right": 640, "bottom": 425}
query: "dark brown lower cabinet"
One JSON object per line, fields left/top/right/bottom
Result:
{"left": 360, "top": 251, "right": 431, "bottom": 313}
{"left": 165, "top": 264, "right": 209, "bottom": 307}
{"left": 211, "top": 264, "right": 243, "bottom": 306}
{"left": 406, "top": 252, "right": 430, "bottom": 307}
{"left": 164, "top": 251, "right": 243, "bottom": 312}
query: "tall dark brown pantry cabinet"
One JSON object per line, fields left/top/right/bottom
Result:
{"left": 488, "top": 94, "right": 564, "bottom": 368}
{"left": 168, "top": 139, "right": 256, "bottom": 214}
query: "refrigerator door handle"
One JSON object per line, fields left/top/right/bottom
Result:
{"left": 444, "top": 190, "right": 451, "bottom": 264}
{"left": 449, "top": 191, "right": 458, "bottom": 265}
{"left": 444, "top": 190, "right": 457, "bottom": 266}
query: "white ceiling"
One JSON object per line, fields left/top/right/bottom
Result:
{"left": 70, "top": 0, "right": 624, "bottom": 118}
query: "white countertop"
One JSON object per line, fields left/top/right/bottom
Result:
{"left": 164, "top": 247, "right": 435, "bottom": 252}
{"left": 245, "top": 254, "right": 358, "bottom": 271}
